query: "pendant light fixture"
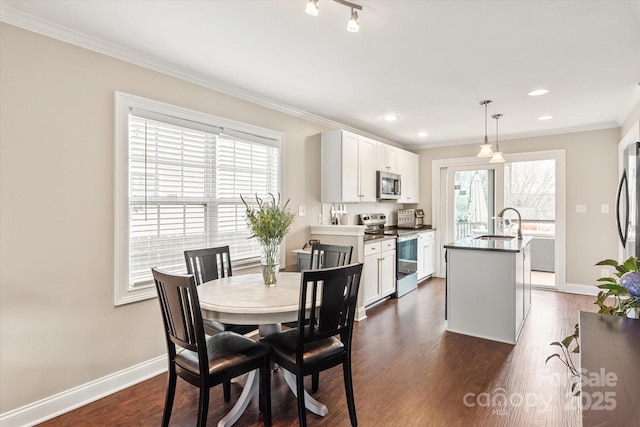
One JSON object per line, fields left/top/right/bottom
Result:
{"left": 477, "top": 100, "right": 494, "bottom": 157}
{"left": 305, "top": 0, "right": 363, "bottom": 32}
{"left": 489, "top": 114, "right": 505, "bottom": 164}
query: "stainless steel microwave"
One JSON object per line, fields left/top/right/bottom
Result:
{"left": 377, "top": 171, "right": 401, "bottom": 199}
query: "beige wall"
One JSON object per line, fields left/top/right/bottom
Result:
{"left": 1, "top": 21, "right": 638, "bottom": 415}
{"left": 0, "top": 23, "right": 331, "bottom": 412}
{"left": 417, "top": 128, "right": 621, "bottom": 286}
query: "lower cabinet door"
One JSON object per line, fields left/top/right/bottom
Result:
{"left": 380, "top": 249, "right": 396, "bottom": 297}
{"left": 363, "top": 253, "right": 381, "bottom": 306}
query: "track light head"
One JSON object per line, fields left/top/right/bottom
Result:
{"left": 347, "top": 8, "right": 359, "bottom": 32}
{"left": 305, "top": 0, "right": 319, "bottom": 16}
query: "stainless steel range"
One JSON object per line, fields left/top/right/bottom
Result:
{"left": 360, "top": 213, "right": 418, "bottom": 297}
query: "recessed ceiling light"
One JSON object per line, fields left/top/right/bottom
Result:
{"left": 382, "top": 114, "right": 399, "bottom": 122}
{"left": 418, "top": 131, "right": 429, "bottom": 137}
{"left": 538, "top": 115, "right": 553, "bottom": 121}
{"left": 528, "top": 89, "right": 549, "bottom": 96}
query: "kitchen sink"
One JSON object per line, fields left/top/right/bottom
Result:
{"left": 475, "top": 235, "right": 515, "bottom": 241}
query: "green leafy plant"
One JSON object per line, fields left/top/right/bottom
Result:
{"left": 241, "top": 193, "right": 296, "bottom": 285}
{"left": 546, "top": 256, "right": 640, "bottom": 395}
{"left": 241, "top": 193, "right": 295, "bottom": 245}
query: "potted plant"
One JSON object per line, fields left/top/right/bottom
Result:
{"left": 241, "top": 193, "right": 296, "bottom": 286}
{"left": 547, "top": 256, "right": 640, "bottom": 394}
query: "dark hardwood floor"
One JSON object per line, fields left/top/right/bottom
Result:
{"left": 38, "top": 278, "right": 596, "bottom": 426}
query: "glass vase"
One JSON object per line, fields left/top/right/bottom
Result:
{"left": 260, "top": 242, "right": 280, "bottom": 286}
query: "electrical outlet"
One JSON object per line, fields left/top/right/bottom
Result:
{"left": 601, "top": 204, "right": 609, "bottom": 214}
{"left": 576, "top": 204, "right": 587, "bottom": 213}
{"left": 600, "top": 269, "right": 609, "bottom": 278}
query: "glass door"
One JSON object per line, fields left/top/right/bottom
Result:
{"left": 504, "top": 159, "right": 557, "bottom": 288}
{"left": 447, "top": 168, "right": 496, "bottom": 240}
{"left": 453, "top": 169, "right": 496, "bottom": 240}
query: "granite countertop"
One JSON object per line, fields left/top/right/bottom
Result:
{"left": 444, "top": 235, "right": 533, "bottom": 253}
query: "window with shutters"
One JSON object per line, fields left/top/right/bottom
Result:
{"left": 114, "top": 92, "right": 284, "bottom": 305}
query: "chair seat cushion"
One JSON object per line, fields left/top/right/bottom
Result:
{"left": 176, "top": 331, "right": 270, "bottom": 376}
{"left": 261, "top": 328, "right": 344, "bottom": 366}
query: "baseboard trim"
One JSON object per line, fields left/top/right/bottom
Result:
{"left": 0, "top": 356, "right": 166, "bottom": 427}
{"left": 564, "top": 282, "right": 599, "bottom": 296}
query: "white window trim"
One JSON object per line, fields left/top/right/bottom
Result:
{"left": 114, "top": 92, "right": 285, "bottom": 305}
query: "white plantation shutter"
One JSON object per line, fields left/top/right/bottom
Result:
{"left": 115, "top": 93, "right": 283, "bottom": 304}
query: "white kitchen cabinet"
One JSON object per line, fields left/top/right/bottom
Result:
{"left": 376, "top": 142, "right": 398, "bottom": 174}
{"left": 322, "top": 130, "right": 376, "bottom": 203}
{"left": 363, "top": 239, "right": 396, "bottom": 306}
{"left": 417, "top": 230, "right": 435, "bottom": 281}
{"left": 397, "top": 150, "right": 419, "bottom": 204}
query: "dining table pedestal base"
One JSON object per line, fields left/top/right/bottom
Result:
{"left": 258, "top": 323, "right": 329, "bottom": 417}
{"left": 216, "top": 369, "right": 258, "bottom": 427}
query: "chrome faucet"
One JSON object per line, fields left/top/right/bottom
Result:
{"left": 497, "top": 207, "right": 523, "bottom": 240}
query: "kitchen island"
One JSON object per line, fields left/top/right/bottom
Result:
{"left": 444, "top": 235, "right": 533, "bottom": 344}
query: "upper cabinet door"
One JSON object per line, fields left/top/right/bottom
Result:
{"left": 341, "top": 132, "right": 361, "bottom": 202}
{"left": 358, "top": 138, "right": 377, "bottom": 202}
{"left": 376, "top": 142, "right": 398, "bottom": 173}
{"left": 398, "top": 150, "right": 419, "bottom": 204}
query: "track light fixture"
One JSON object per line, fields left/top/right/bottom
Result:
{"left": 489, "top": 114, "right": 505, "bottom": 163}
{"left": 305, "top": 0, "right": 363, "bottom": 32}
{"left": 477, "top": 100, "right": 494, "bottom": 157}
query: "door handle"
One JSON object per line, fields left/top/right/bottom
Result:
{"left": 616, "top": 170, "right": 629, "bottom": 247}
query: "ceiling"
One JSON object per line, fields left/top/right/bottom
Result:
{"left": 2, "top": 1, "right": 640, "bottom": 148}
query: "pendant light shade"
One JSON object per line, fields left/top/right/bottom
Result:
{"left": 489, "top": 113, "right": 505, "bottom": 163}
{"left": 477, "top": 100, "right": 494, "bottom": 157}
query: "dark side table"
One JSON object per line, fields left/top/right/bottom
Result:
{"left": 579, "top": 311, "right": 640, "bottom": 426}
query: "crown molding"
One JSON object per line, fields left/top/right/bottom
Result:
{"left": 0, "top": 4, "right": 397, "bottom": 147}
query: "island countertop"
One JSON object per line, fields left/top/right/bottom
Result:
{"left": 444, "top": 235, "right": 532, "bottom": 253}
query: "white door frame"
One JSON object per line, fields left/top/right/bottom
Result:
{"left": 432, "top": 150, "right": 566, "bottom": 291}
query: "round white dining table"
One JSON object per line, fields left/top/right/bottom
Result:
{"left": 197, "top": 272, "right": 328, "bottom": 427}
{"left": 198, "top": 272, "right": 304, "bottom": 327}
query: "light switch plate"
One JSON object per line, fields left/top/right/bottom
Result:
{"left": 601, "top": 204, "right": 609, "bottom": 214}
{"left": 298, "top": 205, "right": 306, "bottom": 217}
{"left": 576, "top": 204, "right": 587, "bottom": 213}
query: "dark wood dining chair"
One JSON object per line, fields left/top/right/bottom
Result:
{"left": 151, "top": 267, "right": 272, "bottom": 427}
{"left": 184, "top": 246, "right": 261, "bottom": 401}
{"left": 303, "top": 243, "right": 353, "bottom": 392}
{"left": 308, "top": 243, "right": 353, "bottom": 270}
{"left": 261, "top": 263, "right": 363, "bottom": 427}
{"left": 184, "top": 246, "right": 259, "bottom": 336}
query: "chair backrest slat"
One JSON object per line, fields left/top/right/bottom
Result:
{"left": 184, "top": 246, "right": 233, "bottom": 285}
{"left": 152, "top": 268, "right": 206, "bottom": 357}
{"left": 309, "top": 244, "right": 353, "bottom": 270}
{"left": 297, "top": 263, "right": 363, "bottom": 344}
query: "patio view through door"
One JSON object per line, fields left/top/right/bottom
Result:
{"left": 504, "top": 159, "right": 557, "bottom": 288}
{"left": 453, "top": 169, "right": 496, "bottom": 240}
